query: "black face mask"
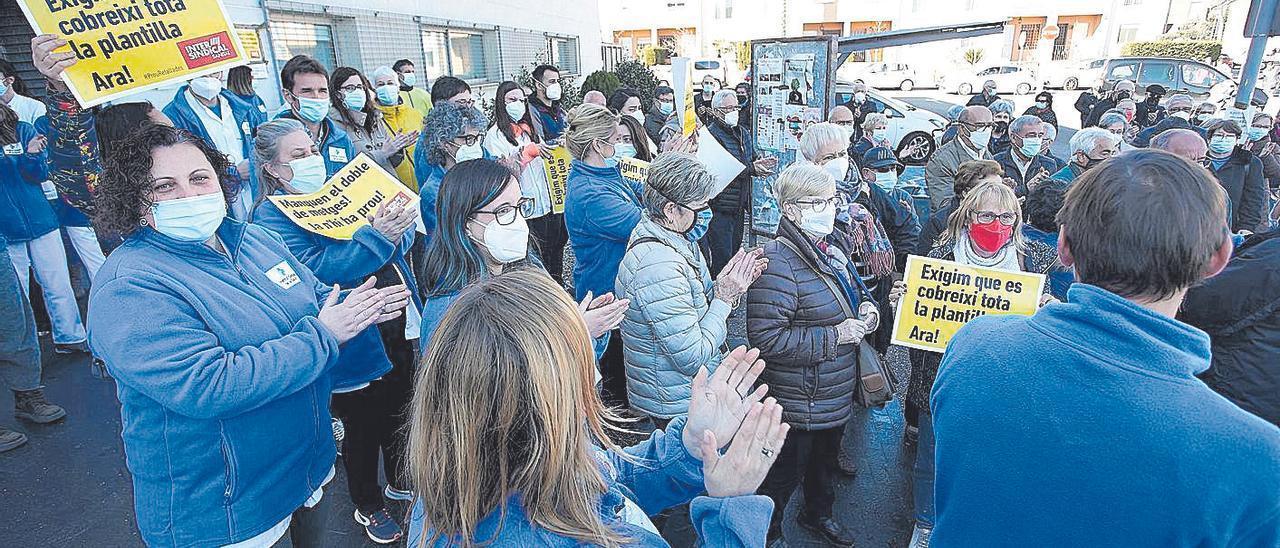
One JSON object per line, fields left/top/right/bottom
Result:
{"left": 1077, "top": 153, "right": 1104, "bottom": 170}
{"left": 737, "top": 93, "right": 748, "bottom": 102}
{"left": 994, "top": 121, "right": 1009, "bottom": 133}
{"left": 1115, "top": 90, "right": 1131, "bottom": 101}
{"left": 1146, "top": 95, "right": 1162, "bottom": 104}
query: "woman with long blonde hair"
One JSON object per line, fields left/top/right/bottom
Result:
{"left": 406, "top": 269, "right": 789, "bottom": 547}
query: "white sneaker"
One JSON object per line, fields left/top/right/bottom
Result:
{"left": 909, "top": 523, "right": 932, "bottom": 548}
{"left": 331, "top": 417, "right": 345, "bottom": 455}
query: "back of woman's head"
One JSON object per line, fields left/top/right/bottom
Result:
{"left": 954, "top": 159, "right": 1003, "bottom": 202}
{"left": 97, "top": 102, "right": 158, "bottom": 162}
{"left": 409, "top": 268, "right": 625, "bottom": 547}
{"left": 564, "top": 103, "right": 617, "bottom": 160}
{"left": 419, "top": 158, "right": 521, "bottom": 296}
{"left": 227, "top": 65, "right": 255, "bottom": 96}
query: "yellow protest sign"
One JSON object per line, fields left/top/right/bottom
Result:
{"left": 267, "top": 154, "right": 419, "bottom": 241}
{"left": 620, "top": 156, "right": 648, "bottom": 186}
{"left": 542, "top": 145, "right": 572, "bottom": 214}
{"left": 18, "top": 0, "right": 248, "bottom": 107}
{"left": 891, "top": 255, "right": 1046, "bottom": 353}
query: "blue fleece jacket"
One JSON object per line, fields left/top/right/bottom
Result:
{"left": 405, "top": 417, "right": 773, "bottom": 547}
{"left": 163, "top": 86, "right": 266, "bottom": 162}
{"left": 87, "top": 220, "right": 343, "bottom": 547}
{"left": 415, "top": 160, "right": 446, "bottom": 239}
{"left": 0, "top": 122, "right": 53, "bottom": 242}
{"left": 931, "top": 284, "right": 1280, "bottom": 547}
{"left": 565, "top": 160, "right": 644, "bottom": 300}
{"left": 253, "top": 199, "right": 419, "bottom": 389}
{"left": 274, "top": 111, "right": 358, "bottom": 178}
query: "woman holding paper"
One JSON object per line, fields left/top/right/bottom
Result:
{"left": 250, "top": 118, "right": 423, "bottom": 543}
{"left": 904, "top": 180, "right": 1057, "bottom": 548}
{"left": 329, "top": 67, "right": 417, "bottom": 179}
{"left": 86, "top": 123, "right": 410, "bottom": 547}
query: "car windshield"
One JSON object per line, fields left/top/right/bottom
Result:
{"left": 1182, "top": 64, "right": 1224, "bottom": 88}
{"left": 694, "top": 61, "right": 719, "bottom": 70}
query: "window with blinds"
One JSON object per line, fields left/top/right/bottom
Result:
{"left": 270, "top": 20, "right": 338, "bottom": 71}
{"left": 421, "top": 27, "right": 500, "bottom": 83}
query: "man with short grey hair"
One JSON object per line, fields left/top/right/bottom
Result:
{"left": 839, "top": 81, "right": 881, "bottom": 141}
{"left": 926, "top": 105, "right": 993, "bottom": 212}
{"left": 1040, "top": 122, "right": 1065, "bottom": 167}
{"left": 1134, "top": 93, "right": 1206, "bottom": 147}
{"left": 967, "top": 79, "right": 1000, "bottom": 107}
{"left": 1049, "top": 127, "right": 1122, "bottom": 183}
{"left": 993, "top": 115, "right": 1059, "bottom": 196}
{"left": 1151, "top": 128, "right": 1209, "bottom": 165}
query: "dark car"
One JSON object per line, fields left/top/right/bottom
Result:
{"left": 1097, "top": 57, "right": 1268, "bottom": 107}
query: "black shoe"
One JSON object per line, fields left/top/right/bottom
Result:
{"left": 14, "top": 389, "right": 67, "bottom": 424}
{"left": 0, "top": 426, "right": 28, "bottom": 453}
{"left": 835, "top": 447, "right": 858, "bottom": 477}
{"left": 798, "top": 513, "right": 855, "bottom": 547}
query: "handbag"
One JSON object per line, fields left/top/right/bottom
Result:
{"left": 776, "top": 236, "right": 894, "bottom": 408}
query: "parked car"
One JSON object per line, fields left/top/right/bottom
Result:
{"left": 1042, "top": 59, "right": 1104, "bottom": 90}
{"left": 938, "top": 65, "right": 1039, "bottom": 95}
{"left": 853, "top": 62, "right": 921, "bottom": 91}
{"left": 834, "top": 82, "right": 945, "bottom": 165}
{"left": 1095, "top": 57, "right": 1268, "bottom": 107}
{"left": 692, "top": 58, "right": 730, "bottom": 86}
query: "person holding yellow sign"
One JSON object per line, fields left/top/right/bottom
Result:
{"left": 903, "top": 180, "right": 1056, "bottom": 546}
{"left": 249, "top": 118, "right": 422, "bottom": 544}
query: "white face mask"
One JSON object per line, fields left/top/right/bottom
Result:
{"left": 873, "top": 170, "right": 898, "bottom": 191}
{"left": 628, "top": 111, "right": 645, "bottom": 124}
{"left": 544, "top": 82, "right": 562, "bottom": 101}
{"left": 284, "top": 154, "right": 329, "bottom": 194}
{"left": 151, "top": 192, "right": 227, "bottom": 242}
{"left": 505, "top": 100, "right": 527, "bottom": 121}
{"left": 401, "top": 72, "right": 417, "bottom": 88}
{"left": 853, "top": 91, "right": 866, "bottom": 103}
{"left": 969, "top": 127, "right": 993, "bottom": 149}
{"left": 189, "top": 77, "right": 223, "bottom": 100}
{"left": 478, "top": 214, "right": 529, "bottom": 263}
{"left": 1171, "top": 110, "right": 1191, "bottom": 121}
{"left": 454, "top": 142, "right": 484, "bottom": 163}
{"left": 797, "top": 205, "right": 836, "bottom": 237}
{"left": 723, "top": 111, "right": 739, "bottom": 127}
{"left": 821, "top": 157, "right": 850, "bottom": 181}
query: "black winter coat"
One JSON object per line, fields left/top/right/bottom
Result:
{"left": 747, "top": 218, "right": 859, "bottom": 430}
{"left": 1179, "top": 229, "right": 1280, "bottom": 427}
{"left": 1211, "top": 147, "right": 1268, "bottom": 232}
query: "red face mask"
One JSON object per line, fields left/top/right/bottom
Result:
{"left": 969, "top": 219, "right": 1013, "bottom": 253}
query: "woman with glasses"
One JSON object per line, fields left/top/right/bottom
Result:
{"left": 419, "top": 158, "right": 626, "bottom": 350}
{"left": 329, "top": 67, "right": 417, "bottom": 180}
{"left": 250, "top": 118, "right": 423, "bottom": 543}
{"left": 905, "top": 180, "right": 1057, "bottom": 546}
{"left": 415, "top": 100, "right": 489, "bottom": 239}
{"left": 748, "top": 163, "right": 877, "bottom": 547}
{"left": 616, "top": 152, "right": 765, "bottom": 430}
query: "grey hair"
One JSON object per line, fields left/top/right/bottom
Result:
{"left": 990, "top": 99, "right": 1015, "bottom": 115}
{"left": 1068, "top": 127, "right": 1121, "bottom": 155}
{"left": 1115, "top": 79, "right": 1136, "bottom": 91}
{"left": 861, "top": 112, "right": 888, "bottom": 131}
{"left": 1099, "top": 112, "right": 1128, "bottom": 131}
{"left": 1009, "top": 115, "right": 1042, "bottom": 135}
{"left": 253, "top": 117, "right": 308, "bottom": 187}
{"left": 421, "top": 100, "right": 488, "bottom": 166}
{"left": 982, "top": 80, "right": 997, "bottom": 89}
{"left": 1167, "top": 93, "right": 1194, "bottom": 108}
{"left": 773, "top": 162, "right": 835, "bottom": 207}
{"left": 642, "top": 152, "right": 717, "bottom": 220}
{"left": 371, "top": 65, "right": 397, "bottom": 84}
{"left": 799, "top": 122, "right": 847, "bottom": 162}
{"left": 712, "top": 89, "right": 737, "bottom": 107}
{"left": 1043, "top": 122, "right": 1057, "bottom": 142}
{"left": 851, "top": 82, "right": 868, "bottom": 93}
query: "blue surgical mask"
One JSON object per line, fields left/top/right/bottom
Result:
{"left": 151, "top": 192, "right": 226, "bottom": 242}
{"left": 685, "top": 208, "right": 713, "bottom": 242}
{"left": 1019, "top": 137, "right": 1043, "bottom": 158}
{"left": 293, "top": 95, "right": 329, "bottom": 123}
{"left": 873, "top": 170, "right": 898, "bottom": 192}
{"left": 454, "top": 142, "right": 484, "bottom": 163}
{"left": 284, "top": 154, "right": 329, "bottom": 193}
{"left": 1247, "top": 127, "right": 1269, "bottom": 142}
{"left": 401, "top": 72, "right": 417, "bottom": 87}
{"left": 613, "top": 143, "right": 637, "bottom": 161}
{"left": 1209, "top": 135, "right": 1237, "bottom": 155}
{"left": 342, "top": 89, "right": 367, "bottom": 111}
{"left": 0, "top": 79, "right": 9, "bottom": 97}
{"left": 658, "top": 101, "right": 673, "bottom": 115}
{"left": 375, "top": 84, "right": 399, "bottom": 106}
{"left": 1035, "top": 101, "right": 1049, "bottom": 109}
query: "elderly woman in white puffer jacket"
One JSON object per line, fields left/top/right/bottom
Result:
{"left": 614, "top": 152, "right": 767, "bottom": 427}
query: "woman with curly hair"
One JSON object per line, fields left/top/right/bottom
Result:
{"left": 86, "top": 123, "right": 411, "bottom": 547}
{"left": 413, "top": 100, "right": 489, "bottom": 239}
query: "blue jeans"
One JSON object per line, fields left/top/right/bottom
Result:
{"left": 0, "top": 245, "right": 42, "bottom": 391}
{"left": 7, "top": 230, "right": 87, "bottom": 344}
{"left": 912, "top": 412, "right": 935, "bottom": 527}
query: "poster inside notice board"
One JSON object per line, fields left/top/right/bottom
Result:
{"left": 748, "top": 37, "right": 837, "bottom": 237}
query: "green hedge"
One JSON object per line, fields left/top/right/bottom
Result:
{"left": 581, "top": 71, "right": 622, "bottom": 97}
{"left": 1121, "top": 40, "right": 1222, "bottom": 62}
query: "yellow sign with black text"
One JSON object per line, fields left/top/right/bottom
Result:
{"left": 267, "top": 154, "right": 418, "bottom": 241}
{"left": 620, "top": 156, "right": 649, "bottom": 186}
{"left": 891, "top": 256, "right": 1046, "bottom": 353}
{"left": 17, "top": 0, "right": 248, "bottom": 107}
{"left": 542, "top": 145, "right": 571, "bottom": 214}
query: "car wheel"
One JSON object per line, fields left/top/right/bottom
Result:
{"left": 958, "top": 83, "right": 973, "bottom": 95}
{"left": 900, "top": 79, "right": 914, "bottom": 92}
{"left": 1016, "top": 83, "right": 1033, "bottom": 95}
{"left": 1064, "top": 77, "right": 1079, "bottom": 90}
{"left": 897, "top": 132, "right": 936, "bottom": 166}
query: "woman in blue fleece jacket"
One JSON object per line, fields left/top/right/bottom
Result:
{"left": 86, "top": 124, "right": 410, "bottom": 547}
{"left": 406, "top": 269, "right": 788, "bottom": 547}
{"left": 249, "top": 118, "right": 423, "bottom": 542}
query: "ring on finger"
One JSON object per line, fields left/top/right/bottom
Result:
{"left": 760, "top": 447, "right": 775, "bottom": 459}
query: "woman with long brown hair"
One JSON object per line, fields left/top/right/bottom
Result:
{"left": 407, "top": 269, "right": 789, "bottom": 547}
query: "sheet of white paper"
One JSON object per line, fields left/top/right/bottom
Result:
{"left": 697, "top": 127, "right": 747, "bottom": 195}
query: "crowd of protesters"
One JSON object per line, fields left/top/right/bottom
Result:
{"left": 0, "top": 31, "right": 1277, "bottom": 548}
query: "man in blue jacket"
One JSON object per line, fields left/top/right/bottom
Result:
{"left": 993, "top": 115, "right": 1060, "bottom": 197}
{"left": 163, "top": 71, "right": 266, "bottom": 219}
{"left": 275, "top": 56, "right": 356, "bottom": 179}
{"left": 929, "top": 149, "right": 1280, "bottom": 547}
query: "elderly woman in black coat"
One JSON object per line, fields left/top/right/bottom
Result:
{"left": 747, "top": 163, "right": 878, "bottom": 548}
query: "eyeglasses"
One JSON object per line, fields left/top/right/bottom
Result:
{"left": 964, "top": 121, "right": 994, "bottom": 131}
{"left": 338, "top": 84, "right": 365, "bottom": 94}
{"left": 1167, "top": 106, "right": 1193, "bottom": 113}
{"left": 475, "top": 197, "right": 535, "bottom": 225}
{"left": 716, "top": 105, "right": 740, "bottom": 113}
{"left": 974, "top": 210, "right": 1018, "bottom": 225}
{"left": 791, "top": 196, "right": 845, "bottom": 213}
{"left": 817, "top": 150, "right": 847, "bottom": 164}
{"left": 832, "top": 120, "right": 854, "bottom": 126}
{"left": 453, "top": 134, "right": 482, "bottom": 147}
